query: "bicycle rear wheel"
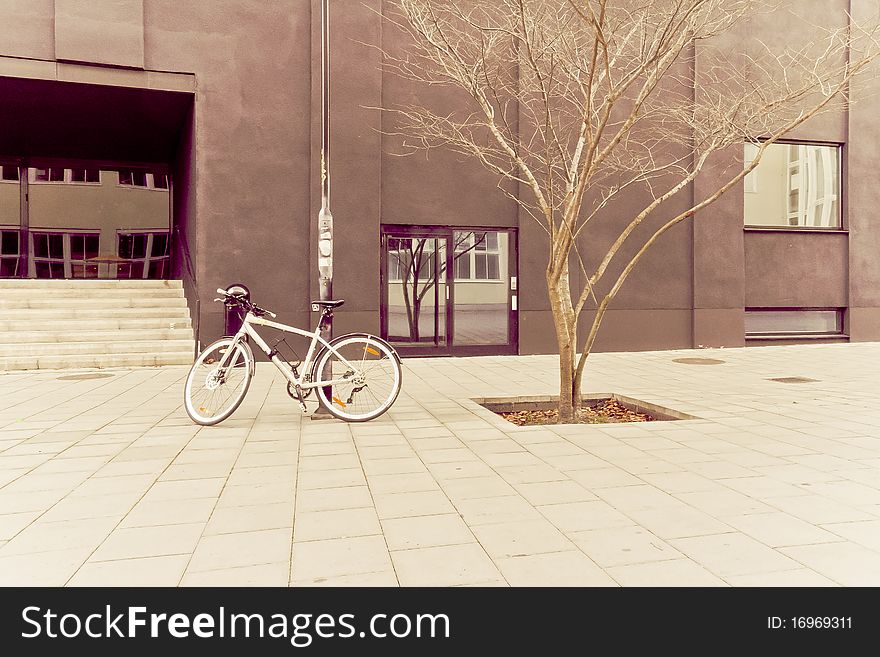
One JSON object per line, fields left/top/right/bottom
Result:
{"left": 184, "top": 338, "right": 253, "bottom": 425}
{"left": 314, "top": 334, "right": 402, "bottom": 422}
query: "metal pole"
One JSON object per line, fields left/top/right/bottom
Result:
{"left": 317, "top": 0, "right": 334, "bottom": 406}
{"left": 318, "top": 0, "right": 332, "bottom": 306}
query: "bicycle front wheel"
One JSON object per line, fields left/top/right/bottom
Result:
{"left": 314, "top": 334, "right": 402, "bottom": 422}
{"left": 184, "top": 338, "right": 253, "bottom": 426}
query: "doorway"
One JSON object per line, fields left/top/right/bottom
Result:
{"left": 380, "top": 226, "right": 518, "bottom": 356}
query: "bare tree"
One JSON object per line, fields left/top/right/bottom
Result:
{"left": 379, "top": 0, "right": 880, "bottom": 422}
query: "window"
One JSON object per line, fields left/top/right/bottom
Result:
{"left": 1, "top": 166, "right": 19, "bottom": 182}
{"left": 744, "top": 143, "right": 841, "bottom": 228}
{"left": 70, "top": 168, "right": 101, "bottom": 183}
{"left": 69, "top": 234, "right": 100, "bottom": 278}
{"left": 30, "top": 231, "right": 100, "bottom": 278}
{"left": 118, "top": 170, "right": 169, "bottom": 190}
{"left": 453, "top": 231, "right": 502, "bottom": 281}
{"left": 117, "top": 231, "right": 171, "bottom": 279}
{"left": 29, "top": 168, "right": 101, "bottom": 184}
{"left": 1, "top": 229, "right": 20, "bottom": 277}
{"left": 745, "top": 309, "right": 844, "bottom": 337}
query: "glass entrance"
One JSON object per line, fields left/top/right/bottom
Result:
{"left": 0, "top": 161, "right": 171, "bottom": 279}
{"left": 383, "top": 231, "right": 449, "bottom": 351}
{"left": 381, "top": 227, "right": 518, "bottom": 356}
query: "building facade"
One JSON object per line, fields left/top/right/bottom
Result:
{"left": 0, "top": 0, "right": 878, "bottom": 359}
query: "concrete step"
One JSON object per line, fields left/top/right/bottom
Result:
{"left": 0, "top": 328, "right": 194, "bottom": 344}
{"left": 0, "top": 287, "right": 184, "bottom": 299}
{"left": 0, "top": 352, "right": 194, "bottom": 371}
{"left": 0, "top": 279, "right": 195, "bottom": 371}
{"left": 0, "top": 296, "right": 190, "bottom": 310}
{"left": 0, "top": 279, "right": 183, "bottom": 289}
{"left": 0, "top": 339, "right": 195, "bottom": 357}
{"left": 0, "top": 316, "right": 192, "bottom": 332}
{"left": 0, "top": 308, "right": 190, "bottom": 324}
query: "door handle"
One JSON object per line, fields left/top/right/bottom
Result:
{"left": 512, "top": 295, "right": 517, "bottom": 311}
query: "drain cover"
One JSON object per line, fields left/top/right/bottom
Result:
{"left": 57, "top": 373, "right": 115, "bottom": 381}
{"left": 769, "top": 376, "right": 819, "bottom": 384}
{"left": 672, "top": 357, "right": 725, "bottom": 365}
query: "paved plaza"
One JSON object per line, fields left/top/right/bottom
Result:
{"left": 1, "top": 343, "right": 880, "bottom": 586}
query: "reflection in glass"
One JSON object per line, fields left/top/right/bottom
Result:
{"left": 453, "top": 231, "right": 509, "bottom": 345}
{"left": 0, "top": 162, "right": 20, "bottom": 277}
{"left": 744, "top": 143, "right": 840, "bottom": 228}
{"left": 386, "top": 235, "right": 447, "bottom": 346}
{"left": 745, "top": 309, "right": 842, "bottom": 335}
{"left": 25, "top": 167, "right": 171, "bottom": 279}
{"left": 0, "top": 230, "right": 19, "bottom": 277}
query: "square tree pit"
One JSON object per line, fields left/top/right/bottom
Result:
{"left": 474, "top": 394, "right": 698, "bottom": 426}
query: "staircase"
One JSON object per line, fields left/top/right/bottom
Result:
{"left": 0, "top": 279, "right": 195, "bottom": 371}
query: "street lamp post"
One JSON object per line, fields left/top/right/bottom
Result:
{"left": 318, "top": 0, "right": 332, "bottom": 308}
{"left": 317, "top": 0, "right": 333, "bottom": 405}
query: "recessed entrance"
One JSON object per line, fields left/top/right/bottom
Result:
{"left": 0, "top": 74, "right": 193, "bottom": 282}
{"left": 380, "top": 226, "right": 518, "bottom": 356}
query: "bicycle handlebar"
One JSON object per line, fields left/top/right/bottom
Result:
{"left": 214, "top": 288, "right": 276, "bottom": 318}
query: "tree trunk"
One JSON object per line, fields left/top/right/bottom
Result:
{"left": 411, "top": 297, "right": 421, "bottom": 342}
{"left": 547, "top": 267, "right": 578, "bottom": 423}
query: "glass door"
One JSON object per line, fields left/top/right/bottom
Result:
{"left": 451, "top": 229, "right": 516, "bottom": 354}
{"left": 382, "top": 227, "right": 518, "bottom": 356}
{"left": 382, "top": 230, "right": 450, "bottom": 355}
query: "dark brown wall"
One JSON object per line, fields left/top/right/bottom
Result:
{"left": 56, "top": 0, "right": 145, "bottom": 68}
{"left": 143, "top": 0, "right": 313, "bottom": 343}
{"left": 744, "top": 232, "right": 848, "bottom": 308}
{"left": 848, "top": 0, "right": 880, "bottom": 341}
{"left": 0, "top": 0, "right": 55, "bottom": 60}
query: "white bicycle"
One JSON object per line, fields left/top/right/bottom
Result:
{"left": 184, "top": 287, "right": 402, "bottom": 425}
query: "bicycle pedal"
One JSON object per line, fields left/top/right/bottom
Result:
{"left": 298, "top": 402, "right": 308, "bottom": 413}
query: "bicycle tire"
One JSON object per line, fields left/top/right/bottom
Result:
{"left": 184, "top": 337, "right": 254, "bottom": 426}
{"left": 314, "top": 334, "right": 402, "bottom": 422}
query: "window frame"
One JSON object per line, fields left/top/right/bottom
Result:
{"left": 28, "top": 167, "right": 102, "bottom": 186}
{"left": 743, "top": 139, "right": 844, "bottom": 232}
{"left": 116, "top": 170, "right": 170, "bottom": 191}
{"left": 0, "top": 226, "right": 21, "bottom": 277}
{"left": 0, "top": 165, "right": 20, "bottom": 183}
{"left": 28, "top": 229, "right": 101, "bottom": 279}
{"left": 386, "top": 236, "right": 442, "bottom": 284}
{"left": 116, "top": 230, "right": 171, "bottom": 279}
{"left": 744, "top": 307, "right": 846, "bottom": 339}
{"left": 453, "top": 231, "right": 504, "bottom": 283}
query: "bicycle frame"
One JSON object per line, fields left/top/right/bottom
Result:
{"left": 218, "top": 311, "right": 360, "bottom": 390}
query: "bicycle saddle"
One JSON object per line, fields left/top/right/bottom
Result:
{"left": 311, "top": 299, "right": 345, "bottom": 308}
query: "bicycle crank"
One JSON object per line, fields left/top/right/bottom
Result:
{"left": 286, "top": 380, "right": 313, "bottom": 401}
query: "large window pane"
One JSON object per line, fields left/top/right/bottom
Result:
{"left": 453, "top": 231, "right": 509, "bottom": 346}
{"left": 27, "top": 165, "right": 171, "bottom": 278}
{"left": 744, "top": 143, "right": 841, "bottom": 228}
{"left": 48, "top": 234, "right": 63, "bottom": 258}
{"left": 33, "top": 233, "right": 49, "bottom": 258}
{"left": 745, "top": 309, "right": 843, "bottom": 335}
{"left": 385, "top": 235, "right": 447, "bottom": 346}
{"left": 1, "top": 230, "right": 18, "bottom": 255}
